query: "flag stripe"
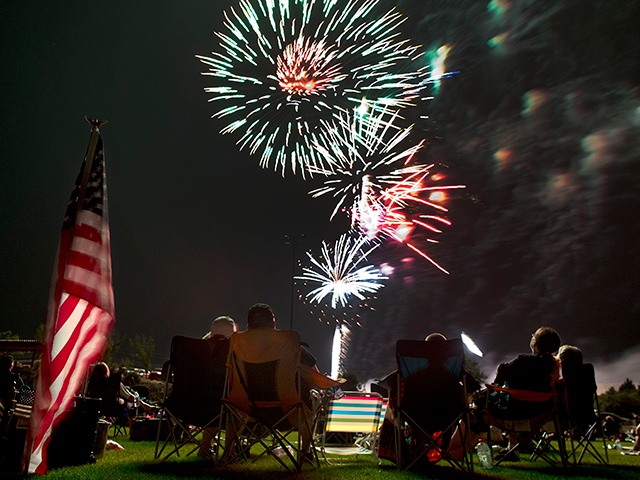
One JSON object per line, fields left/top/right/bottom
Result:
{"left": 71, "top": 236, "right": 107, "bottom": 260}
{"left": 64, "top": 266, "right": 107, "bottom": 296}
{"left": 73, "top": 223, "right": 103, "bottom": 245}
{"left": 76, "top": 210, "right": 104, "bottom": 232}
{"left": 68, "top": 251, "right": 100, "bottom": 273}
{"left": 51, "top": 295, "right": 89, "bottom": 364}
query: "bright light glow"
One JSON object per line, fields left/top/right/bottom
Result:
{"left": 429, "top": 44, "right": 452, "bottom": 86}
{"left": 355, "top": 98, "right": 369, "bottom": 116}
{"left": 380, "top": 263, "right": 394, "bottom": 275}
{"left": 429, "top": 191, "right": 445, "bottom": 201}
{"left": 330, "top": 324, "right": 350, "bottom": 379}
{"left": 461, "top": 332, "right": 483, "bottom": 357}
{"left": 331, "top": 326, "right": 341, "bottom": 379}
{"left": 395, "top": 225, "right": 413, "bottom": 241}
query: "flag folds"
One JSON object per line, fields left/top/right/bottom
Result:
{"left": 24, "top": 125, "right": 115, "bottom": 474}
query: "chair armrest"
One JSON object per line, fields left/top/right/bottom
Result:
{"left": 485, "top": 384, "right": 554, "bottom": 403}
{"left": 300, "top": 365, "right": 342, "bottom": 389}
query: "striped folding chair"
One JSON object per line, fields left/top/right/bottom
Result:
{"left": 320, "top": 392, "right": 383, "bottom": 464}
{"left": 14, "top": 402, "right": 33, "bottom": 430}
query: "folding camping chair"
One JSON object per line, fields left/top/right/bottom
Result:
{"left": 220, "top": 329, "right": 339, "bottom": 472}
{"left": 562, "top": 363, "right": 608, "bottom": 464}
{"left": 483, "top": 383, "right": 568, "bottom": 467}
{"left": 154, "top": 335, "right": 228, "bottom": 462}
{"left": 393, "top": 338, "right": 474, "bottom": 472}
{"left": 90, "top": 372, "right": 129, "bottom": 437}
{"left": 319, "top": 391, "right": 383, "bottom": 464}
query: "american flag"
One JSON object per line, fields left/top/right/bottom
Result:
{"left": 24, "top": 122, "right": 115, "bottom": 474}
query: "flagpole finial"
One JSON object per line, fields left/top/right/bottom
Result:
{"left": 84, "top": 116, "right": 108, "bottom": 130}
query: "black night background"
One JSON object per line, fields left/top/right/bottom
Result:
{"left": 1, "top": 1, "right": 639, "bottom": 390}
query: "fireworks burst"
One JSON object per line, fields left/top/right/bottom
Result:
{"left": 308, "top": 112, "right": 465, "bottom": 272}
{"left": 197, "top": 0, "right": 432, "bottom": 177}
{"left": 295, "top": 234, "right": 386, "bottom": 309}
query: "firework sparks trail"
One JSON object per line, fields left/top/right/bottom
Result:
{"left": 372, "top": 165, "right": 465, "bottom": 274}
{"left": 295, "top": 234, "right": 386, "bottom": 309}
{"left": 331, "top": 324, "right": 350, "bottom": 379}
{"left": 307, "top": 112, "right": 465, "bottom": 272}
{"left": 197, "top": 0, "right": 433, "bottom": 177}
{"left": 308, "top": 109, "right": 425, "bottom": 220}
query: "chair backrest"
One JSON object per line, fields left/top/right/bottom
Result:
{"left": 87, "top": 371, "right": 120, "bottom": 401}
{"left": 87, "top": 371, "right": 123, "bottom": 417}
{"left": 164, "top": 335, "right": 229, "bottom": 426}
{"left": 224, "top": 329, "right": 301, "bottom": 419}
{"left": 562, "top": 363, "right": 597, "bottom": 428}
{"left": 397, "top": 338, "right": 464, "bottom": 378}
{"left": 395, "top": 338, "right": 466, "bottom": 432}
{"left": 325, "top": 392, "right": 383, "bottom": 433}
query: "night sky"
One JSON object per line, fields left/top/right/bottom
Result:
{"left": 2, "top": 1, "right": 639, "bottom": 388}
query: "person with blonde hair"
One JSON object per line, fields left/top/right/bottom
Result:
{"left": 198, "top": 316, "right": 236, "bottom": 457}
{"left": 203, "top": 315, "right": 236, "bottom": 340}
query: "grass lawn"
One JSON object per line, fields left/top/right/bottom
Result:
{"left": 4, "top": 435, "right": 640, "bottom": 479}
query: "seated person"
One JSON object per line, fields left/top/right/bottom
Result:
{"left": 489, "top": 326, "right": 561, "bottom": 420}
{"left": 486, "top": 327, "right": 561, "bottom": 461}
{"left": 558, "top": 345, "right": 596, "bottom": 433}
{"left": 0, "top": 356, "right": 23, "bottom": 408}
{"left": 198, "top": 315, "right": 237, "bottom": 457}
{"left": 602, "top": 415, "right": 621, "bottom": 441}
{"left": 87, "top": 362, "right": 154, "bottom": 428}
{"left": 448, "top": 327, "right": 562, "bottom": 462}
{"left": 223, "top": 303, "right": 328, "bottom": 462}
{"left": 378, "top": 333, "right": 481, "bottom": 467}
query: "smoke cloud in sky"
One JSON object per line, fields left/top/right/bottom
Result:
{"left": 341, "top": 0, "right": 640, "bottom": 383}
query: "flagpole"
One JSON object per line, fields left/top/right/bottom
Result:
{"left": 74, "top": 118, "right": 107, "bottom": 396}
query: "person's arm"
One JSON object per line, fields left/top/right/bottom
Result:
{"left": 119, "top": 383, "right": 136, "bottom": 402}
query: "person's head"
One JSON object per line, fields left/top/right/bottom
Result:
{"left": 0, "top": 356, "right": 14, "bottom": 372}
{"left": 247, "top": 303, "right": 276, "bottom": 330}
{"left": 91, "top": 362, "right": 110, "bottom": 380}
{"left": 425, "top": 333, "right": 447, "bottom": 342}
{"left": 558, "top": 345, "right": 583, "bottom": 368}
{"left": 209, "top": 316, "right": 237, "bottom": 339}
{"left": 530, "top": 327, "right": 561, "bottom": 355}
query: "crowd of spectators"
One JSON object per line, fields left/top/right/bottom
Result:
{"left": 4, "top": 312, "right": 639, "bottom": 469}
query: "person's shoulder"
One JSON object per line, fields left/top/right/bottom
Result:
{"left": 511, "top": 353, "right": 541, "bottom": 365}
